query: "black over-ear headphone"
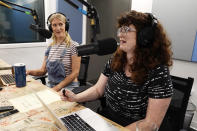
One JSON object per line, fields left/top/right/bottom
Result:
{"left": 137, "top": 13, "right": 157, "bottom": 48}
{"left": 47, "top": 12, "right": 70, "bottom": 32}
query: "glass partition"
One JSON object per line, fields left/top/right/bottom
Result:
{"left": 0, "top": 0, "right": 45, "bottom": 44}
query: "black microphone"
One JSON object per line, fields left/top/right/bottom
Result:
{"left": 76, "top": 38, "right": 118, "bottom": 56}
{"left": 29, "top": 24, "right": 52, "bottom": 39}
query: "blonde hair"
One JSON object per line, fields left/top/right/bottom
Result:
{"left": 48, "top": 13, "right": 71, "bottom": 47}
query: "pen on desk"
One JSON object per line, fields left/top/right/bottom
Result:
{"left": 0, "top": 109, "right": 19, "bottom": 119}
{"left": 0, "top": 106, "right": 14, "bottom": 112}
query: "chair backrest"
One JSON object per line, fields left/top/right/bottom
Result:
{"left": 33, "top": 75, "right": 47, "bottom": 85}
{"left": 159, "top": 75, "right": 194, "bottom": 131}
{"left": 78, "top": 56, "right": 90, "bottom": 86}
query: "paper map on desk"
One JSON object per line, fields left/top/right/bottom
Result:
{"left": 9, "top": 89, "right": 61, "bottom": 112}
{"left": 36, "top": 89, "right": 61, "bottom": 104}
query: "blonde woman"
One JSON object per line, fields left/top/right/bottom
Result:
{"left": 27, "top": 13, "right": 81, "bottom": 92}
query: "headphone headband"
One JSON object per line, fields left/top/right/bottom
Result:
{"left": 146, "top": 13, "right": 157, "bottom": 28}
{"left": 137, "top": 13, "right": 158, "bottom": 48}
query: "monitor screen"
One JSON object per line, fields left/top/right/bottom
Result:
{"left": 0, "top": 0, "right": 45, "bottom": 44}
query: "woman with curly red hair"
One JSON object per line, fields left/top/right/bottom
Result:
{"left": 60, "top": 10, "right": 173, "bottom": 131}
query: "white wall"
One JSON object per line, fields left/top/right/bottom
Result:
{"left": 131, "top": 0, "right": 153, "bottom": 13}
{"left": 152, "top": 0, "right": 197, "bottom": 62}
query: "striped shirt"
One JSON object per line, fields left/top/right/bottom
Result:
{"left": 45, "top": 40, "right": 79, "bottom": 76}
{"left": 102, "top": 59, "right": 173, "bottom": 121}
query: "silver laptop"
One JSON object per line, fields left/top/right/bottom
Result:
{"left": 0, "top": 74, "right": 15, "bottom": 85}
{"left": 35, "top": 93, "right": 119, "bottom": 131}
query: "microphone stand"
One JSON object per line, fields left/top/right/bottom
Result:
{"left": 0, "top": 0, "right": 39, "bottom": 26}
{"left": 64, "top": 0, "right": 100, "bottom": 43}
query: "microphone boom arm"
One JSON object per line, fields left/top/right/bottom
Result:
{"left": 0, "top": 0, "right": 39, "bottom": 25}
{"left": 63, "top": 0, "right": 100, "bottom": 42}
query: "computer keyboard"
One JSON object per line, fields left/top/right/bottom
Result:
{"left": 0, "top": 74, "right": 15, "bottom": 85}
{"left": 60, "top": 113, "right": 96, "bottom": 131}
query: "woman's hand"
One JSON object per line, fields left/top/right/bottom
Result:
{"left": 59, "top": 89, "right": 78, "bottom": 102}
{"left": 52, "top": 86, "right": 60, "bottom": 92}
{"left": 26, "top": 70, "right": 31, "bottom": 75}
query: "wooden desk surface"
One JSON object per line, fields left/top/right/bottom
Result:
{"left": 0, "top": 59, "right": 128, "bottom": 131}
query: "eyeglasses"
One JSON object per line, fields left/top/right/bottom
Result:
{"left": 117, "top": 26, "right": 136, "bottom": 36}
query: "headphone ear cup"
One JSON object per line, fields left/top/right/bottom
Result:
{"left": 65, "top": 21, "right": 69, "bottom": 32}
{"left": 48, "top": 24, "right": 53, "bottom": 32}
{"left": 137, "top": 27, "right": 154, "bottom": 48}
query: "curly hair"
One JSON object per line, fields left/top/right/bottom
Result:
{"left": 111, "top": 10, "right": 173, "bottom": 84}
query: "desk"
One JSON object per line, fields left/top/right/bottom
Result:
{"left": 0, "top": 59, "right": 128, "bottom": 131}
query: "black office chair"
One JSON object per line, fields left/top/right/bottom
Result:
{"left": 33, "top": 75, "right": 47, "bottom": 85}
{"left": 77, "top": 56, "right": 90, "bottom": 86}
{"left": 72, "top": 56, "right": 93, "bottom": 94}
{"left": 33, "top": 56, "right": 90, "bottom": 87}
{"left": 159, "top": 75, "right": 194, "bottom": 131}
